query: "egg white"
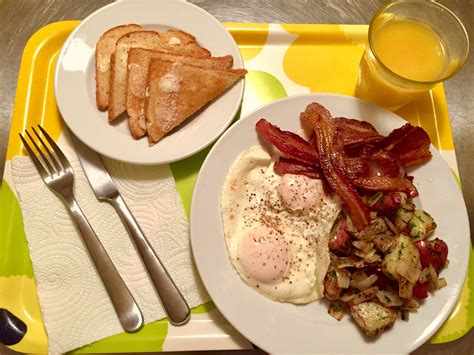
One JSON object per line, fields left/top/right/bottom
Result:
{"left": 221, "top": 145, "right": 341, "bottom": 304}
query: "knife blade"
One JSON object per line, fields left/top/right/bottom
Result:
{"left": 73, "top": 136, "right": 190, "bottom": 326}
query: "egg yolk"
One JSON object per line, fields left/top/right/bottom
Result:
{"left": 237, "top": 226, "right": 289, "bottom": 284}
{"left": 277, "top": 174, "right": 323, "bottom": 211}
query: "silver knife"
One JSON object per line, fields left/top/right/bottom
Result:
{"left": 73, "top": 136, "right": 190, "bottom": 326}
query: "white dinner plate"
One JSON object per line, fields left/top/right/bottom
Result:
{"left": 190, "top": 93, "right": 470, "bottom": 353}
{"left": 54, "top": 1, "right": 244, "bottom": 165}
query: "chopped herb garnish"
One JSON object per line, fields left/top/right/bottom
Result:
{"left": 397, "top": 242, "right": 405, "bottom": 260}
{"left": 378, "top": 312, "right": 389, "bottom": 320}
{"left": 411, "top": 232, "right": 421, "bottom": 240}
{"left": 415, "top": 214, "right": 424, "bottom": 222}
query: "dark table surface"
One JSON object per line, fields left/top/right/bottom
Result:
{"left": 0, "top": 1, "right": 472, "bottom": 354}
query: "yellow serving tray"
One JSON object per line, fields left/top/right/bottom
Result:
{"left": 1, "top": 21, "right": 472, "bottom": 353}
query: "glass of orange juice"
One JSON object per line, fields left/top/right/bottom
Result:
{"left": 355, "top": 0, "right": 469, "bottom": 111}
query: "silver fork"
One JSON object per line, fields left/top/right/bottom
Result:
{"left": 19, "top": 126, "right": 143, "bottom": 333}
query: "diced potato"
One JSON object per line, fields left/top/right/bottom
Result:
{"left": 407, "top": 210, "right": 437, "bottom": 241}
{"left": 350, "top": 302, "right": 397, "bottom": 336}
{"left": 357, "top": 218, "right": 387, "bottom": 241}
{"left": 438, "top": 277, "right": 447, "bottom": 289}
{"left": 373, "top": 234, "right": 395, "bottom": 253}
{"left": 376, "top": 290, "right": 403, "bottom": 307}
{"left": 349, "top": 281, "right": 378, "bottom": 297}
{"left": 382, "top": 235, "right": 420, "bottom": 281}
{"left": 393, "top": 204, "right": 415, "bottom": 230}
{"left": 328, "top": 302, "right": 345, "bottom": 321}
{"left": 398, "top": 277, "right": 415, "bottom": 298}
{"left": 401, "top": 297, "right": 420, "bottom": 311}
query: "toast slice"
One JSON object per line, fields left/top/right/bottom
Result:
{"left": 95, "top": 24, "right": 142, "bottom": 111}
{"left": 108, "top": 30, "right": 211, "bottom": 122}
{"left": 127, "top": 48, "right": 233, "bottom": 138}
{"left": 145, "top": 58, "right": 247, "bottom": 145}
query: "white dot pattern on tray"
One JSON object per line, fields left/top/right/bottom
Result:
{"left": 11, "top": 145, "right": 208, "bottom": 354}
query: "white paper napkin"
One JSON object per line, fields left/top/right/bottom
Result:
{"left": 11, "top": 137, "right": 209, "bottom": 354}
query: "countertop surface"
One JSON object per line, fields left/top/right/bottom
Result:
{"left": 0, "top": 0, "right": 472, "bottom": 354}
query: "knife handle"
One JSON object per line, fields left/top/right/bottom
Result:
{"left": 110, "top": 195, "right": 191, "bottom": 326}
{"left": 66, "top": 196, "right": 143, "bottom": 332}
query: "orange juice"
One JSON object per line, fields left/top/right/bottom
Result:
{"left": 356, "top": 18, "right": 449, "bottom": 111}
{"left": 374, "top": 19, "right": 447, "bottom": 81}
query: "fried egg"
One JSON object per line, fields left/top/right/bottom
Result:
{"left": 221, "top": 145, "right": 341, "bottom": 304}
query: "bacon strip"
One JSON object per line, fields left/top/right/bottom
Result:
{"left": 345, "top": 143, "right": 380, "bottom": 158}
{"left": 380, "top": 124, "right": 432, "bottom": 167}
{"left": 255, "top": 101, "right": 432, "bottom": 231}
{"left": 333, "top": 117, "right": 384, "bottom": 148}
{"left": 366, "top": 152, "right": 403, "bottom": 178}
{"left": 341, "top": 134, "right": 384, "bottom": 148}
{"left": 334, "top": 117, "right": 379, "bottom": 134}
{"left": 352, "top": 176, "right": 418, "bottom": 197}
{"left": 307, "top": 104, "right": 371, "bottom": 231}
{"left": 274, "top": 157, "right": 322, "bottom": 179}
{"left": 389, "top": 126, "right": 432, "bottom": 167}
{"left": 343, "top": 157, "right": 368, "bottom": 180}
{"left": 379, "top": 124, "right": 414, "bottom": 150}
{"left": 256, "top": 119, "right": 319, "bottom": 164}
{"left": 343, "top": 153, "right": 401, "bottom": 180}
{"left": 300, "top": 102, "right": 333, "bottom": 128}
{"left": 398, "top": 150, "right": 432, "bottom": 167}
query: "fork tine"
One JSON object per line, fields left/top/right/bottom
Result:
{"left": 37, "top": 125, "right": 72, "bottom": 171}
{"left": 19, "top": 133, "right": 49, "bottom": 180}
{"left": 25, "top": 130, "right": 56, "bottom": 175}
{"left": 32, "top": 127, "right": 62, "bottom": 173}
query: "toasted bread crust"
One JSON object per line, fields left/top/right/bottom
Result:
{"left": 127, "top": 48, "right": 233, "bottom": 138}
{"left": 145, "top": 58, "right": 246, "bottom": 144}
{"left": 95, "top": 24, "right": 141, "bottom": 111}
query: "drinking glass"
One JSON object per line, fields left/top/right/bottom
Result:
{"left": 355, "top": 0, "right": 469, "bottom": 111}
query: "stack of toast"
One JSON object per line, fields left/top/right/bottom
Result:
{"left": 95, "top": 25, "right": 247, "bottom": 144}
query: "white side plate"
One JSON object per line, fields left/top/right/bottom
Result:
{"left": 55, "top": 1, "right": 244, "bottom": 165}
